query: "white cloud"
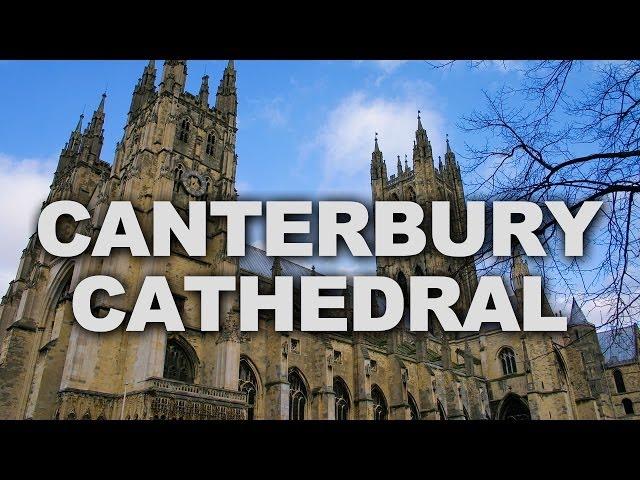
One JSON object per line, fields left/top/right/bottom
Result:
{"left": 354, "top": 60, "right": 410, "bottom": 86}
{"left": 307, "top": 85, "right": 446, "bottom": 196}
{"left": 0, "top": 153, "right": 55, "bottom": 289}
{"left": 372, "top": 60, "right": 408, "bottom": 74}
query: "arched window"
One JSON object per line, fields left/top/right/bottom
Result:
{"left": 178, "top": 118, "right": 190, "bottom": 142}
{"left": 407, "top": 187, "right": 416, "bottom": 203}
{"left": 499, "top": 393, "right": 531, "bottom": 421}
{"left": 499, "top": 347, "right": 517, "bottom": 375}
{"left": 163, "top": 339, "right": 195, "bottom": 383}
{"left": 613, "top": 369, "right": 626, "bottom": 393}
{"left": 622, "top": 398, "right": 634, "bottom": 415}
{"left": 206, "top": 132, "right": 215, "bottom": 155}
{"left": 414, "top": 265, "right": 424, "bottom": 276}
{"left": 333, "top": 377, "right": 350, "bottom": 421}
{"left": 371, "top": 385, "right": 388, "bottom": 420}
{"left": 463, "top": 406, "right": 470, "bottom": 420}
{"left": 553, "top": 346, "right": 568, "bottom": 385}
{"left": 289, "top": 369, "right": 308, "bottom": 420}
{"left": 239, "top": 358, "right": 259, "bottom": 420}
{"left": 408, "top": 393, "right": 420, "bottom": 420}
{"left": 174, "top": 164, "right": 184, "bottom": 192}
{"left": 437, "top": 399, "right": 447, "bottom": 420}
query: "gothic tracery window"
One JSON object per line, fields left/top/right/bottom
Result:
{"left": 499, "top": 347, "right": 517, "bottom": 375}
{"left": 178, "top": 118, "right": 190, "bottom": 142}
{"left": 408, "top": 393, "right": 419, "bottom": 420}
{"left": 333, "top": 377, "right": 350, "bottom": 421}
{"left": 289, "top": 369, "right": 308, "bottom": 420}
{"left": 239, "top": 358, "right": 259, "bottom": 420}
{"left": 163, "top": 339, "right": 195, "bottom": 383}
{"left": 206, "top": 132, "right": 215, "bottom": 155}
{"left": 371, "top": 385, "right": 388, "bottom": 420}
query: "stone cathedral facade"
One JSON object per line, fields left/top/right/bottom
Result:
{"left": 0, "top": 60, "right": 638, "bottom": 420}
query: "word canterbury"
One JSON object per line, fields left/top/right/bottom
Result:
{"left": 37, "top": 199, "right": 602, "bottom": 333}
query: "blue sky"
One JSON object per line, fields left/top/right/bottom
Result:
{"left": 0, "top": 60, "right": 606, "bottom": 318}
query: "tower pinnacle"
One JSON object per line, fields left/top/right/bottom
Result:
{"left": 216, "top": 60, "right": 237, "bottom": 116}
{"left": 199, "top": 74, "right": 210, "bottom": 105}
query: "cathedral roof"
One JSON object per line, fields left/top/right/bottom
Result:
{"left": 597, "top": 325, "right": 639, "bottom": 367}
{"left": 240, "top": 244, "right": 317, "bottom": 279}
{"left": 568, "top": 298, "right": 591, "bottom": 327}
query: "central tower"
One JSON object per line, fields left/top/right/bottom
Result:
{"left": 370, "top": 115, "right": 478, "bottom": 328}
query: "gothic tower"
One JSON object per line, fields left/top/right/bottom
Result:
{"left": 0, "top": 60, "right": 246, "bottom": 420}
{"left": 371, "top": 116, "right": 478, "bottom": 330}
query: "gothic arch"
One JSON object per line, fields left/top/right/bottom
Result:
{"left": 613, "top": 369, "right": 626, "bottom": 393}
{"left": 406, "top": 186, "right": 417, "bottom": 203}
{"left": 333, "top": 376, "right": 351, "bottom": 421}
{"left": 408, "top": 392, "right": 420, "bottom": 420}
{"left": 176, "top": 114, "right": 195, "bottom": 143}
{"left": 371, "top": 384, "right": 388, "bottom": 420}
{"left": 239, "top": 356, "right": 262, "bottom": 420}
{"left": 41, "top": 260, "right": 75, "bottom": 328}
{"left": 163, "top": 335, "right": 198, "bottom": 384}
{"left": 553, "top": 346, "right": 568, "bottom": 383}
{"left": 205, "top": 130, "right": 216, "bottom": 156}
{"left": 497, "top": 346, "right": 518, "bottom": 375}
{"left": 288, "top": 367, "right": 310, "bottom": 420}
{"left": 437, "top": 399, "right": 447, "bottom": 420}
{"left": 497, "top": 393, "right": 531, "bottom": 421}
{"left": 414, "top": 264, "right": 424, "bottom": 276}
{"left": 622, "top": 398, "right": 634, "bottom": 415}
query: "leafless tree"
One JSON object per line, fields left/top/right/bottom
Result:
{"left": 437, "top": 60, "right": 640, "bottom": 332}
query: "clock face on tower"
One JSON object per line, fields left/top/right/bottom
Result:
{"left": 181, "top": 170, "right": 208, "bottom": 197}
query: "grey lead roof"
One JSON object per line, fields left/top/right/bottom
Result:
{"left": 597, "top": 325, "right": 639, "bottom": 366}
{"left": 240, "top": 244, "right": 317, "bottom": 279}
{"left": 568, "top": 298, "right": 590, "bottom": 327}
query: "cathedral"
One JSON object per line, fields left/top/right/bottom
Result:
{"left": 0, "top": 60, "right": 638, "bottom": 420}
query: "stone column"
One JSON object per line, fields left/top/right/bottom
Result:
{"left": 213, "top": 292, "right": 242, "bottom": 390}
{"left": 353, "top": 337, "right": 372, "bottom": 419}
{"left": 263, "top": 323, "right": 290, "bottom": 419}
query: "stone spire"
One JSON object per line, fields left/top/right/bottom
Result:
{"left": 444, "top": 134, "right": 458, "bottom": 169}
{"left": 413, "top": 110, "right": 432, "bottom": 164}
{"left": 129, "top": 60, "right": 157, "bottom": 119}
{"left": 63, "top": 113, "right": 84, "bottom": 155}
{"left": 216, "top": 60, "right": 237, "bottom": 116}
{"left": 199, "top": 74, "right": 210, "bottom": 105}
{"left": 79, "top": 93, "right": 106, "bottom": 163}
{"left": 397, "top": 155, "right": 403, "bottom": 175}
{"left": 371, "top": 132, "right": 386, "bottom": 180}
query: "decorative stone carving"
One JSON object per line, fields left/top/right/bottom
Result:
{"left": 326, "top": 352, "right": 334, "bottom": 369}
{"left": 216, "top": 311, "right": 244, "bottom": 344}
